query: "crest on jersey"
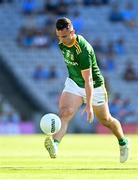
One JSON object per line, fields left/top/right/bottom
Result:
{"left": 62, "top": 50, "right": 75, "bottom": 61}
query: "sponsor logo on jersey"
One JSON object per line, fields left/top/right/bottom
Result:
{"left": 62, "top": 50, "right": 78, "bottom": 65}
{"left": 64, "top": 58, "right": 78, "bottom": 66}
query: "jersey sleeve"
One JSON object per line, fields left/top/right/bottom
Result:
{"left": 78, "top": 47, "right": 95, "bottom": 71}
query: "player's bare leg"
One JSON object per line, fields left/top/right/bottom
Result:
{"left": 45, "top": 92, "right": 82, "bottom": 158}
{"left": 93, "top": 102, "right": 130, "bottom": 163}
{"left": 54, "top": 92, "right": 83, "bottom": 140}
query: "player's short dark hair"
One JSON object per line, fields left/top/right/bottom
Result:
{"left": 56, "top": 17, "right": 73, "bottom": 31}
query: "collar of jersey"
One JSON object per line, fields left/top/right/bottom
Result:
{"left": 63, "top": 37, "right": 76, "bottom": 48}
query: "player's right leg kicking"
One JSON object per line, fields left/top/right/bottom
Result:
{"left": 44, "top": 92, "right": 83, "bottom": 158}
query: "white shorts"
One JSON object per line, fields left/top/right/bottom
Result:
{"left": 63, "top": 77, "right": 107, "bottom": 106}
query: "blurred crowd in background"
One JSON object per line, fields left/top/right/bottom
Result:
{"left": 0, "top": 0, "right": 138, "bottom": 134}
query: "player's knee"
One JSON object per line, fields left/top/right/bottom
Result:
{"left": 99, "top": 116, "right": 113, "bottom": 127}
{"left": 59, "top": 107, "right": 74, "bottom": 121}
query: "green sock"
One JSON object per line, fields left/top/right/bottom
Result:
{"left": 54, "top": 139, "right": 60, "bottom": 144}
{"left": 118, "top": 137, "right": 128, "bottom": 146}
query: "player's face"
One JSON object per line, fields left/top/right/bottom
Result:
{"left": 56, "top": 28, "right": 75, "bottom": 46}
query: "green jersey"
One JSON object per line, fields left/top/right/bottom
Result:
{"left": 59, "top": 35, "right": 104, "bottom": 88}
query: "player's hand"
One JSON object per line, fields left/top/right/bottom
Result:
{"left": 82, "top": 105, "right": 94, "bottom": 123}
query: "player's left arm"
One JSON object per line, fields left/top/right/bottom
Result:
{"left": 78, "top": 44, "right": 95, "bottom": 122}
{"left": 81, "top": 68, "right": 94, "bottom": 123}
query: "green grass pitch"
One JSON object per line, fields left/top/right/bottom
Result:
{"left": 0, "top": 134, "right": 138, "bottom": 180}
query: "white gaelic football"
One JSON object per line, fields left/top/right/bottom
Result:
{"left": 40, "top": 113, "right": 61, "bottom": 135}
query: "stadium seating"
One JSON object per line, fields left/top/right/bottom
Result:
{"left": 0, "top": 0, "right": 137, "bottom": 125}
